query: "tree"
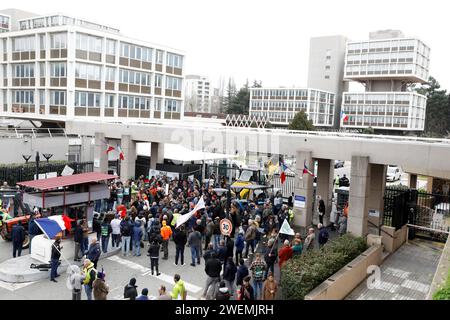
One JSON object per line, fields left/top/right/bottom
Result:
{"left": 223, "top": 77, "right": 237, "bottom": 113}
{"left": 288, "top": 110, "right": 315, "bottom": 131}
{"left": 415, "top": 76, "right": 449, "bottom": 137}
{"left": 225, "top": 80, "right": 262, "bottom": 115}
{"left": 362, "top": 127, "right": 375, "bottom": 134}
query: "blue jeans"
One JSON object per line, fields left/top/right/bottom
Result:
{"left": 101, "top": 235, "right": 109, "bottom": 253}
{"left": 82, "top": 238, "right": 89, "bottom": 255}
{"left": 133, "top": 239, "right": 141, "bottom": 256}
{"left": 84, "top": 284, "right": 93, "bottom": 300}
{"left": 175, "top": 246, "right": 185, "bottom": 265}
{"left": 253, "top": 280, "right": 263, "bottom": 300}
{"left": 213, "top": 234, "right": 221, "bottom": 250}
{"left": 50, "top": 258, "right": 59, "bottom": 280}
{"left": 122, "top": 236, "right": 131, "bottom": 256}
{"left": 190, "top": 246, "right": 200, "bottom": 265}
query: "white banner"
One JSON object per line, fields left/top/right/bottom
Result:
{"left": 176, "top": 196, "right": 205, "bottom": 228}
{"left": 149, "top": 169, "right": 179, "bottom": 180}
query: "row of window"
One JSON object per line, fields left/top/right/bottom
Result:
{"left": 75, "top": 91, "right": 101, "bottom": 107}
{"left": 344, "top": 93, "right": 425, "bottom": 105}
{"left": 344, "top": 115, "right": 409, "bottom": 125}
{"left": 118, "top": 94, "right": 151, "bottom": 110}
{"left": 76, "top": 34, "right": 103, "bottom": 54}
{"left": 12, "top": 33, "right": 67, "bottom": 52}
{"left": 342, "top": 105, "right": 411, "bottom": 114}
{"left": 120, "top": 43, "right": 152, "bottom": 62}
{"left": 347, "top": 39, "right": 418, "bottom": 51}
{"left": 119, "top": 69, "right": 152, "bottom": 86}
{"left": 14, "top": 64, "right": 35, "bottom": 78}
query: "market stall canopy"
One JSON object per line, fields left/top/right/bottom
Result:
{"left": 17, "top": 172, "right": 118, "bottom": 191}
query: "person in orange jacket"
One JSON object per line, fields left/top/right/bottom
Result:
{"left": 160, "top": 220, "right": 172, "bottom": 260}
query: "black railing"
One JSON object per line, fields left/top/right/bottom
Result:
{"left": 0, "top": 161, "right": 93, "bottom": 186}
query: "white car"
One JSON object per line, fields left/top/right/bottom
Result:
{"left": 386, "top": 165, "right": 402, "bottom": 182}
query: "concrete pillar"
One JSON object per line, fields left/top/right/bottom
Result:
{"left": 316, "top": 158, "right": 334, "bottom": 218}
{"left": 348, "top": 155, "right": 371, "bottom": 237}
{"left": 80, "top": 136, "right": 94, "bottom": 162}
{"left": 120, "top": 135, "right": 136, "bottom": 181}
{"left": 426, "top": 176, "right": 433, "bottom": 193}
{"left": 293, "top": 151, "right": 314, "bottom": 228}
{"left": 150, "top": 142, "right": 164, "bottom": 170}
{"left": 409, "top": 174, "right": 417, "bottom": 189}
{"left": 93, "top": 132, "right": 108, "bottom": 173}
{"left": 367, "top": 164, "right": 386, "bottom": 228}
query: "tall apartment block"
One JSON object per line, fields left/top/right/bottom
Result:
{"left": 0, "top": 9, "right": 185, "bottom": 123}
{"left": 184, "top": 74, "right": 211, "bottom": 113}
{"left": 249, "top": 87, "right": 335, "bottom": 127}
{"left": 341, "top": 30, "right": 430, "bottom": 132}
{"left": 307, "top": 35, "right": 348, "bottom": 128}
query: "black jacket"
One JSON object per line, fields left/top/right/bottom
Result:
{"left": 124, "top": 285, "right": 138, "bottom": 300}
{"left": 148, "top": 242, "right": 160, "bottom": 258}
{"left": 173, "top": 230, "right": 187, "bottom": 247}
{"left": 240, "top": 284, "right": 254, "bottom": 300}
{"left": 205, "top": 258, "right": 222, "bottom": 278}
{"left": 216, "top": 289, "right": 231, "bottom": 300}
{"left": 11, "top": 224, "right": 25, "bottom": 244}
{"left": 51, "top": 242, "right": 61, "bottom": 260}
{"left": 264, "top": 246, "right": 278, "bottom": 265}
{"left": 74, "top": 225, "right": 83, "bottom": 243}
{"left": 93, "top": 218, "right": 101, "bottom": 233}
{"left": 223, "top": 261, "right": 237, "bottom": 282}
{"left": 203, "top": 249, "right": 216, "bottom": 262}
{"left": 236, "top": 265, "right": 249, "bottom": 286}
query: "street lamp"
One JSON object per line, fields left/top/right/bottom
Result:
{"left": 42, "top": 153, "right": 53, "bottom": 163}
{"left": 22, "top": 155, "right": 32, "bottom": 164}
{"left": 35, "top": 152, "right": 40, "bottom": 180}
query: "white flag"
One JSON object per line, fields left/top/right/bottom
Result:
{"left": 176, "top": 196, "right": 205, "bottom": 228}
{"left": 279, "top": 219, "right": 295, "bottom": 236}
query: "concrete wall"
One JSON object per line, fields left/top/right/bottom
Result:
{"left": 380, "top": 225, "right": 408, "bottom": 253}
{"left": 0, "top": 136, "right": 70, "bottom": 164}
{"left": 304, "top": 245, "right": 383, "bottom": 300}
{"left": 427, "top": 235, "right": 450, "bottom": 299}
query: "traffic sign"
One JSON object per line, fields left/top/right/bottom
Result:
{"left": 220, "top": 218, "right": 233, "bottom": 236}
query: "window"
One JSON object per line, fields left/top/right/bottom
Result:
{"left": 50, "top": 62, "right": 66, "bottom": 77}
{"left": 14, "top": 64, "right": 35, "bottom": 78}
{"left": 50, "top": 91, "right": 66, "bottom": 105}
{"left": 166, "top": 53, "right": 183, "bottom": 68}
{"left": 50, "top": 33, "right": 67, "bottom": 49}
{"left": 13, "top": 90, "right": 34, "bottom": 104}
{"left": 39, "top": 34, "right": 45, "bottom": 50}
{"left": 119, "top": 69, "right": 151, "bottom": 86}
{"left": 13, "top": 36, "right": 35, "bottom": 52}
{"left": 75, "top": 91, "right": 100, "bottom": 107}
{"left": 165, "top": 99, "right": 180, "bottom": 112}
{"left": 106, "top": 94, "right": 114, "bottom": 108}
{"left": 76, "top": 33, "right": 102, "bottom": 52}
{"left": 106, "top": 39, "right": 116, "bottom": 55}
{"left": 166, "top": 76, "right": 182, "bottom": 90}
{"left": 155, "top": 74, "right": 162, "bottom": 88}
{"left": 154, "top": 98, "right": 162, "bottom": 111}
{"left": 156, "top": 50, "right": 163, "bottom": 64}
{"left": 105, "top": 67, "right": 115, "bottom": 82}
{"left": 75, "top": 63, "right": 101, "bottom": 80}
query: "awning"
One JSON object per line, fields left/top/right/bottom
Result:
{"left": 17, "top": 172, "right": 118, "bottom": 191}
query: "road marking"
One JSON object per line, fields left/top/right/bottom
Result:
{"left": 107, "top": 256, "right": 202, "bottom": 293}
{"left": 384, "top": 267, "right": 411, "bottom": 279}
{"left": 0, "top": 280, "right": 36, "bottom": 292}
{"left": 401, "top": 279, "right": 430, "bottom": 294}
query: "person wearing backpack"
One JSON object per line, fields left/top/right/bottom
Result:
{"left": 249, "top": 253, "right": 267, "bottom": 300}
{"left": 318, "top": 223, "right": 329, "bottom": 247}
{"left": 120, "top": 216, "right": 132, "bottom": 257}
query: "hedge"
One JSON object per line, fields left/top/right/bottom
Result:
{"left": 281, "top": 234, "right": 367, "bottom": 300}
{"left": 433, "top": 268, "right": 450, "bottom": 300}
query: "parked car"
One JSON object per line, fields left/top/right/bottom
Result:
{"left": 386, "top": 165, "right": 402, "bottom": 182}
{"left": 334, "top": 160, "right": 345, "bottom": 168}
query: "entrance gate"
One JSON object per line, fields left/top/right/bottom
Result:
{"left": 383, "top": 186, "right": 449, "bottom": 242}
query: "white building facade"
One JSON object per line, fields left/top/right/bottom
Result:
{"left": 249, "top": 87, "right": 335, "bottom": 126}
{"left": 0, "top": 10, "right": 185, "bottom": 123}
{"left": 184, "top": 74, "right": 211, "bottom": 113}
{"left": 341, "top": 31, "right": 430, "bottom": 131}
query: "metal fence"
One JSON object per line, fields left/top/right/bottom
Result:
{"left": 383, "top": 186, "right": 449, "bottom": 242}
{"left": 272, "top": 173, "right": 295, "bottom": 198}
{"left": 0, "top": 161, "right": 94, "bottom": 186}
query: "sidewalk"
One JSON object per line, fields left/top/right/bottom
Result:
{"left": 0, "top": 233, "right": 120, "bottom": 283}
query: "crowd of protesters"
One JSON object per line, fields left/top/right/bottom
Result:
{"left": 66, "top": 172, "right": 335, "bottom": 301}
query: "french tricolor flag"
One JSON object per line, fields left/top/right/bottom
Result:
{"left": 35, "top": 215, "right": 73, "bottom": 239}
{"left": 341, "top": 110, "right": 349, "bottom": 122}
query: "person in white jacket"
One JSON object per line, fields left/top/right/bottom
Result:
{"left": 110, "top": 214, "right": 122, "bottom": 248}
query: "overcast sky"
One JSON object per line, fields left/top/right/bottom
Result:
{"left": 3, "top": 0, "right": 450, "bottom": 91}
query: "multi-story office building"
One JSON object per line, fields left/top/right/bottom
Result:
{"left": 0, "top": 9, "right": 185, "bottom": 123}
{"left": 307, "top": 35, "right": 348, "bottom": 128}
{"left": 249, "top": 87, "right": 335, "bottom": 127}
{"left": 341, "top": 30, "right": 430, "bottom": 131}
{"left": 184, "top": 74, "right": 211, "bottom": 113}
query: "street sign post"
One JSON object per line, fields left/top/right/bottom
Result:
{"left": 220, "top": 218, "right": 233, "bottom": 236}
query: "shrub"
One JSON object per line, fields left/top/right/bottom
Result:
{"left": 433, "top": 269, "right": 450, "bottom": 300}
{"left": 281, "top": 234, "right": 367, "bottom": 300}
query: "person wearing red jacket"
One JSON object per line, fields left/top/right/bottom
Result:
{"left": 278, "top": 240, "right": 293, "bottom": 269}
